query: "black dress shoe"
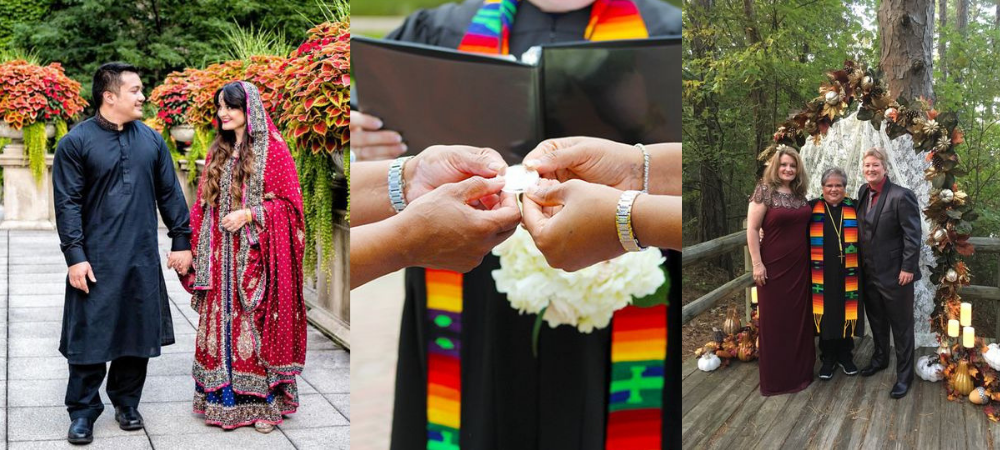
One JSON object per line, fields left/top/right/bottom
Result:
{"left": 114, "top": 406, "right": 144, "bottom": 431}
{"left": 67, "top": 417, "right": 93, "bottom": 445}
{"left": 890, "top": 380, "right": 911, "bottom": 399}
{"left": 860, "top": 363, "right": 887, "bottom": 377}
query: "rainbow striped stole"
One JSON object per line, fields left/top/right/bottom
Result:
{"left": 429, "top": 3, "right": 652, "bottom": 448}
{"left": 606, "top": 304, "right": 666, "bottom": 450}
{"left": 809, "top": 200, "right": 859, "bottom": 338}
{"left": 457, "top": 0, "right": 649, "bottom": 55}
{"left": 426, "top": 269, "right": 463, "bottom": 450}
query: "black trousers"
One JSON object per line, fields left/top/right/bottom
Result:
{"left": 66, "top": 356, "right": 149, "bottom": 420}
{"left": 818, "top": 337, "right": 855, "bottom": 363}
{"left": 863, "top": 277, "right": 915, "bottom": 384}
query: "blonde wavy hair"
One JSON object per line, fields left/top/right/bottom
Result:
{"left": 762, "top": 146, "right": 808, "bottom": 197}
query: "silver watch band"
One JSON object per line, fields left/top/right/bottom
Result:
{"left": 617, "top": 190, "right": 644, "bottom": 252}
{"left": 388, "top": 156, "right": 413, "bottom": 213}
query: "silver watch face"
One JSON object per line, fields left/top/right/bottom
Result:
{"left": 502, "top": 165, "right": 540, "bottom": 193}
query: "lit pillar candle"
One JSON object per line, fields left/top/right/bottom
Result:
{"left": 751, "top": 287, "right": 758, "bottom": 304}
{"left": 961, "top": 302, "right": 972, "bottom": 327}
{"left": 964, "top": 327, "right": 975, "bottom": 348}
{"left": 948, "top": 320, "right": 960, "bottom": 338}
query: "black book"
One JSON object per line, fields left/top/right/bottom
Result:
{"left": 352, "top": 36, "right": 681, "bottom": 164}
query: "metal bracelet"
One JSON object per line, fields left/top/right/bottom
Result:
{"left": 635, "top": 143, "right": 649, "bottom": 193}
{"left": 616, "top": 190, "right": 645, "bottom": 252}
{"left": 388, "top": 156, "right": 413, "bottom": 213}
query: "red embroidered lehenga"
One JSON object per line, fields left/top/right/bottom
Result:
{"left": 182, "top": 81, "right": 307, "bottom": 429}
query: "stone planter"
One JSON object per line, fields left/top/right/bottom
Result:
{"left": 0, "top": 121, "right": 57, "bottom": 229}
{"left": 304, "top": 219, "right": 350, "bottom": 348}
{"left": 0, "top": 122, "right": 55, "bottom": 141}
{"left": 170, "top": 124, "right": 195, "bottom": 143}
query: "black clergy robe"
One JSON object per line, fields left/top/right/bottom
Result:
{"left": 382, "top": 2, "right": 682, "bottom": 449}
{"left": 53, "top": 115, "right": 191, "bottom": 365}
{"left": 809, "top": 198, "right": 865, "bottom": 341}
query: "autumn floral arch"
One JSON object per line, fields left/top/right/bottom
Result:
{"left": 762, "top": 60, "right": 1000, "bottom": 414}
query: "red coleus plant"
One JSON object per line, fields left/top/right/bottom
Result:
{"left": 0, "top": 60, "right": 87, "bottom": 129}
{"left": 149, "top": 67, "right": 199, "bottom": 127}
{"left": 243, "top": 55, "right": 289, "bottom": 117}
{"left": 278, "top": 21, "right": 350, "bottom": 154}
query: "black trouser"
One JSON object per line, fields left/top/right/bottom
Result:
{"left": 66, "top": 356, "right": 149, "bottom": 420}
{"left": 819, "top": 337, "right": 855, "bottom": 363}
{"left": 863, "top": 277, "right": 915, "bottom": 384}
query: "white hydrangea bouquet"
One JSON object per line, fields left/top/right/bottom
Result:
{"left": 492, "top": 227, "right": 667, "bottom": 353}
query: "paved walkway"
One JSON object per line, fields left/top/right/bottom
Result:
{"left": 350, "top": 270, "right": 406, "bottom": 450}
{"left": 0, "top": 230, "right": 349, "bottom": 449}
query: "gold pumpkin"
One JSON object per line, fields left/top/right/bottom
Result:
{"left": 970, "top": 387, "right": 990, "bottom": 405}
{"left": 723, "top": 306, "right": 742, "bottom": 336}
{"left": 954, "top": 360, "right": 975, "bottom": 396}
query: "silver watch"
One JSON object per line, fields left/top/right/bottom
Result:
{"left": 388, "top": 156, "right": 413, "bottom": 213}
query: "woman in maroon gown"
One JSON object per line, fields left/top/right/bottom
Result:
{"left": 746, "top": 147, "right": 814, "bottom": 395}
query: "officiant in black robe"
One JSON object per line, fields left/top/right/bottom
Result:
{"left": 375, "top": 1, "right": 683, "bottom": 449}
{"left": 53, "top": 62, "right": 191, "bottom": 443}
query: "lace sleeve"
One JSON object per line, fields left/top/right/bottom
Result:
{"left": 749, "top": 183, "right": 770, "bottom": 205}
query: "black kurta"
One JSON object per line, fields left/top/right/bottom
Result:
{"left": 53, "top": 115, "right": 191, "bottom": 365}
{"left": 809, "top": 199, "right": 865, "bottom": 341}
{"left": 383, "top": 2, "right": 681, "bottom": 449}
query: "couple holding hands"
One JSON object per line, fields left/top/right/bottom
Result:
{"left": 350, "top": 137, "right": 681, "bottom": 287}
{"left": 747, "top": 147, "right": 921, "bottom": 399}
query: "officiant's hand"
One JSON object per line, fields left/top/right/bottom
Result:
{"left": 523, "top": 137, "right": 644, "bottom": 191}
{"left": 350, "top": 111, "right": 407, "bottom": 161}
{"left": 521, "top": 179, "right": 623, "bottom": 272}
{"left": 404, "top": 145, "right": 508, "bottom": 203}
{"left": 398, "top": 176, "right": 520, "bottom": 273}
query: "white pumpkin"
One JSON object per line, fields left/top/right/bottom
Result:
{"left": 983, "top": 343, "right": 1000, "bottom": 371}
{"left": 916, "top": 355, "right": 944, "bottom": 382}
{"left": 698, "top": 353, "right": 721, "bottom": 372}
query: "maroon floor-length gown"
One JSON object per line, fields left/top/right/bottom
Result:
{"left": 752, "top": 183, "right": 814, "bottom": 396}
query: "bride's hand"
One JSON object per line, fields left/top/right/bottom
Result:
{"left": 522, "top": 137, "right": 643, "bottom": 191}
{"left": 521, "top": 179, "right": 623, "bottom": 272}
{"left": 753, "top": 263, "right": 767, "bottom": 286}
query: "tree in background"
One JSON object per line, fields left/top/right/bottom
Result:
{"left": 6, "top": 0, "right": 327, "bottom": 111}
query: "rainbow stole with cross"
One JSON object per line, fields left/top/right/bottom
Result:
{"left": 810, "top": 199, "right": 860, "bottom": 338}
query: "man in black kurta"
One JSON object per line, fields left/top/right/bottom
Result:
{"left": 52, "top": 62, "right": 191, "bottom": 444}
{"left": 810, "top": 168, "right": 864, "bottom": 381}
{"left": 370, "top": 2, "right": 683, "bottom": 449}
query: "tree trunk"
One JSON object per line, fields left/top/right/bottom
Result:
{"left": 878, "top": 0, "right": 936, "bottom": 101}
{"left": 955, "top": 0, "right": 969, "bottom": 83}
{"left": 688, "top": 0, "right": 731, "bottom": 272}
{"left": 743, "top": 0, "right": 769, "bottom": 166}
{"left": 938, "top": 0, "right": 947, "bottom": 81}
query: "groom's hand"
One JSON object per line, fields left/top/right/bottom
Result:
{"left": 404, "top": 145, "right": 507, "bottom": 202}
{"left": 898, "top": 270, "right": 914, "bottom": 285}
{"left": 521, "top": 179, "right": 623, "bottom": 272}
{"left": 68, "top": 261, "right": 96, "bottom": 294}
{"left": 398, "top": 176, "right": 520, "bottom": 273}
{"left": 168, "top": 250, "right": 193, "bottom": 275}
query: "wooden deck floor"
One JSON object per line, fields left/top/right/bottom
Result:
{"left": 683, "top": 337, "right": 1000, "bottom": 449}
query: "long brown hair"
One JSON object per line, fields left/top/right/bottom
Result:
{"left": 761, "top": 146, "right": 808, "bottom": 197}
{"left": 202, "top": 82, "right": 256, "bottom": 207}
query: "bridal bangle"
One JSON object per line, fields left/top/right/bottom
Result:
{"left": 388, "top": 156, "right": 413, "bottom": 213}
{"left": 617, "top": 190, "right": 645, "bottom": 252}
{"left": 635, "top": 143, "right": 649, "bottom": 193}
